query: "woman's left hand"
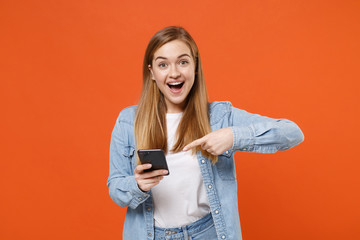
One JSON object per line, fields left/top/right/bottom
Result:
{"left": 183, "top": 128, "right": 233, "bottom": 155}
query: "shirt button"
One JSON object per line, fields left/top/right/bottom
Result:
{"left": 215, "top": 210, "right": 219, "bottom": 214}
{"left": 147, "top": 207, "right": 151, "bottom": 211}
{"left": 225, "top": 150, "right": 229, "bottom": 154}
{"left": 148, "top": 233, "right": 152, "bottom": 237}
{"left": 221, "top": 235, "right": 226, "bottom": 239}
{"left": 138, "top": 197, "right": 142, "bottom": 201}
{"left": 208, "top": 184, "right": 212, "bottom": 189}
{"left": 201, "top": 159, "right": 205, "bottom": 164}
{"left": 242, "top": 148, "right": 247, "bottom": 151}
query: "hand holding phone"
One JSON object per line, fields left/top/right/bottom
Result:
{"left": 137, "top": 149, "right": 169, "bottom": 175}
{"left": 134, "top": 149, "right": 169, "bottom": 192}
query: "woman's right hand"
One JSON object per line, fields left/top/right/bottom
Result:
{"left": 134, "top": 164, "right": 168, "bottom": 192}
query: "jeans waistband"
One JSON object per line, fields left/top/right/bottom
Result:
{"left": 154, "top": 213, "right": 213, "bottom": 237}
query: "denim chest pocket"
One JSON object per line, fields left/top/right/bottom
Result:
{"left": 121, "top": 145, "right": 136, "bottom": 171}
{"left": 215, "top": 153, "right": 236, "bottom": 181}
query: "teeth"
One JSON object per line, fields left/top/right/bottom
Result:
{"left": 168, "top": 82, "right": 183, "bottom": 86}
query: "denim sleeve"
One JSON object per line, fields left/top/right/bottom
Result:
{"left": 229, "top": 106, "right": 304, "bottom": 153}
{"left": 106, "top": 116, "right": 150, "bottom": 209}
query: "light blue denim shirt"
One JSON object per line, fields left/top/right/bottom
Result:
{"left": 107, "top": 101, "right": 304, "bottom": 240}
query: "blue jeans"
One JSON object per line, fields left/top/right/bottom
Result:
{"left": 154, "top": 213, "right": 217, "bottom": 240}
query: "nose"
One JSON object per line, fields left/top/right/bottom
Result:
{"left": 169, "top": 65, "right": 181, "bottom": 79}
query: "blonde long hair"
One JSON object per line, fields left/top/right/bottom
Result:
{"left": 134, "top": 26, "right": 217, "bottom": 163}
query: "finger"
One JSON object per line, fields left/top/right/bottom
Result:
{"left": 183, "top": 137, "right": 206, "bottom": 151}
{"left": 139, "top": 175, "right": 164, "bottom": 185}
{"left": 154, "top": 169, "right": 168, "bottom": 176}
{"left": 206, "top": 149, "right": 216, "bottom": 155}
{"left": 140, "top": 180, "right": 162, "bottom": 192}
{"left": 142, "top": 169, "right": 168, "bottom": 179}
{"left": 201, "top": 141, "right": 210, "bottom": 151}
{"left": 138, "top": 176, "right": 164, "bottom": 192}
{"left": 134, "top": 164, "right": 152, "bottom": 174}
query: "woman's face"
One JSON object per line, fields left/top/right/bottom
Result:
{"left": 149, "top": 40, "right": 195, "bottom": 113}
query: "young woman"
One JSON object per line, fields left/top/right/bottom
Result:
{"left": 107, "top": 26, "right": 304, "bottom": 240}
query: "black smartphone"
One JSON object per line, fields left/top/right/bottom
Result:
{"left": 137, "top": 149, "right": 170, "bottom": 175}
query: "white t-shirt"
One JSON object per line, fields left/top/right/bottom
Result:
{"left": 151, "top": 112, "right": 211, "bottom": 228}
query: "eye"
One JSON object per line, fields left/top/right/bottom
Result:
{"left": 158, "top": 63, "right": 167, "bottom": 68}
{"left": 179, "top": 60, "right": 189, "bottom": 65}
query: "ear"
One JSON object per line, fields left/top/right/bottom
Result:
{"left": 148, "top": 64, "right": 155, "bottom": 80}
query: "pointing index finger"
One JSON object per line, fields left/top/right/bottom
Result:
{"left": 183, "top": 137, "right": 205, "bottom": 151}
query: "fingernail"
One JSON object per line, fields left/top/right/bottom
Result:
{"left": 163, "top": 170, "right": 168, "bottom": 174}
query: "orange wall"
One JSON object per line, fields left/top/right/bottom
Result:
{"left": 1, "top": 0, "right": 359, "bottom": 239}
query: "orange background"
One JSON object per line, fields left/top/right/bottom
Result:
{"left": 1, "top": 0, "right": 359, "bottom": 239}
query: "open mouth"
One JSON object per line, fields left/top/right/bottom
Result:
{"left": 167, "top": 82, "right": 184, "bottom": 91}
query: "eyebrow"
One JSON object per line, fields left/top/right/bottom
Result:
{"left": 154, "top": 53, "right": 191, "bottom": 61}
